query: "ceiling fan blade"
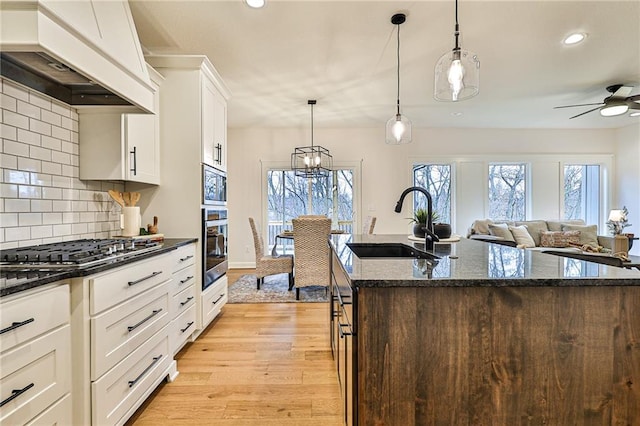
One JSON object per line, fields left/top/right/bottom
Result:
{"left": 627, "top": 94, "right": 640, "bottom": 101}
{"left": 554, "top": 103, "right": 604, "bottom": 109}
{"left": 611, "top": 85, "right": 633, "bottom": 98}
{"left": 629, "top": 102, "right": 640, "bottom": 110}
{"left": 569, "top": 106, "right": 602, "bottom": 119}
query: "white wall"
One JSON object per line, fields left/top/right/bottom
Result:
{"left": 227, "top": 125, "right": 618, "bottom": 267}
{"left": 615, "top": 122, "right": 640, "bottom": 255}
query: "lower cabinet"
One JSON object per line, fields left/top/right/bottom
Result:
{"left": 201, "top": 275, "right": 228, "bottom": 329}
{"left": 0, "top": 284, "right": 71, "bottom": 425}
{"left": 170, "top": 243, "right": 197, "bottom": 354}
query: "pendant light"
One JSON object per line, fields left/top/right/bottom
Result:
{"left": 434, "top": 0, "right": 480, "bottom": 102}
{"left": 385, "top": 13, "right": 412, "bottom": 145}
{"left": 291, "top": 100, "right": 333, "bottom": 178}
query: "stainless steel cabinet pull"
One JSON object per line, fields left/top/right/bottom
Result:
{"left": 179, "top": 276, "right": 194, "bottom": 284}
{"left": 128, "top": 355, "right": 162, "bottom": 388}
{"left": 179, "top": 255, "right": 194, "bottom": 262}
{"left": 0, "top": 383, "right": 34, "bottom": 407}
{"left": 128, "top": 271, "right": 162, "bottom": 286}
{"left": 130, "top": 146, "right": 137, "bottom": 175}
{"left": 127, "top": 309, "right": 163, "bottom": 332}
{"left": 180, "top": 296, "right": 194, "bottom": 306}
{"left": 0, "top": 318, "right": 34, "bottom": 335}
{"left": 180, "top": 322, "right": 195, "bottom": 333}
{"left": 212, "top": 294, "right": 225, "bottom": 305}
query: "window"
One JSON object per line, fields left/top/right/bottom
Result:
{"left": 412, "top": 164, "right": 452, "bottom": 223}
{"left": 563, "top": 164, "right": 600, "bottom": 224}
{"left": 267, "top": 169, "right": 353, "bottom": 248}
{"left": 488, "top": 163, "right": 526, "bottom": 220}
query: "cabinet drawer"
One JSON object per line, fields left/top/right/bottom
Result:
{"left": 91, "top": 283, "right": 170, "bottom": 380}
{"left": 92, "top": 327, "right": 171, "bottom": 426}
{"left": 172, "top": 243, "right": 196, "bottom": 272}
{"left": 0, "top": 325, "right": 71, "bottom": 425}
{"left": 171, "top": 283, "right": 196, "bottom": 318}
{"left": 201, "top": 276, "right": 227, "bottom": 328}
{"left": 169, "top": 264, "right": 196, "bottom": 297}
{"left": 0, "top": 284, "right": 69, "bottom": 354}
{"left": 90, "top": 254, "right": 170, "bottom": 315}
{"left": 171, "top": 304, "right": 196, "bottom": 354}
{"left": 24, "top": 393, "right": 71, "bottom": 426}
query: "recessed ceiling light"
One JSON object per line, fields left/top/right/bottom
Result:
{"left": 630, "top": 111, "right": 640, "bottom": 117}
{"left": 451, "top": 112, "right": 463, "bottom": 117}
{"left": 563, "top": 33, "right": 586, "bottom": 45}
{"left": 245, "top": 0, "right": 265, "bottom": 8}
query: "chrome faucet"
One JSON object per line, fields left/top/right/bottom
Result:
{"left": 394, "top": 186, "right": 440, "bottom": 250}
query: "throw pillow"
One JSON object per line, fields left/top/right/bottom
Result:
{"left": 561, "top": 224, "right": 599, "bottom": 248}
{"left": 488, "top": 223, "right": 516, "bottom": 242}
{"left": 515, "top": 220, "right": 548, "bottom": 246}
{"left": 471, "top": 219, "right": 494, "bottom": 235}
{"left": 509, "top": 225, "right": 536, "bottom": 248}
{"left": 540, "top": 230, "right": 580, "bottom": 248}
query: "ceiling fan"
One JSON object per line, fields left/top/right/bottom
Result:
{"left": 554, "top": 84, "right": 640, "bottom": 119}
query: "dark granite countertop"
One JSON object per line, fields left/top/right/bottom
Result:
{"left": 0, "top": 238, "right": 197, "bottom": 298}
{"left": 330, "top": 234, "right": 640, "bottom": 288}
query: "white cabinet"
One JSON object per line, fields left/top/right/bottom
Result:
{"left": 70, "top": 253, "right": 176, "bottom": 426}
{"left": 79, "top": 64, "right": 163, "bottom": 184}
{"left": 169, "top": 243, "right": 197, "bottom": 354}
{"left": 202, "top": 76, "right": 228, "bottom": 170}
{"left": 0, "top": 284, "right": 71, "bottom": 426}
{"left": 201, "top": 276, "right": 228, "bottom": 329}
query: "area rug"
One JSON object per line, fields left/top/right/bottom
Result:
{"left": 228, "top": 273, "right": 329, "bottom": 303}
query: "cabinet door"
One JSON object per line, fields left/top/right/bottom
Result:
{"left": 124, "top": 113, "right": 159, "bottom": 184}
{"left": 212, "top": 88, "right": 227, "bottom": 170}
{"left": 201, "top": 76, "right": 217, "bottom": 167}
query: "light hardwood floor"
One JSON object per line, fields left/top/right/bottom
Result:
{"left": 126, "top": 270, "right": 343, "bottom": 425}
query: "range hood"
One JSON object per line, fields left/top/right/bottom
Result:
{"left": 0, "top": 0, "right": 154, "bottom": 112}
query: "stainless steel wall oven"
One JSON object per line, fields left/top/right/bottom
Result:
{"left": 202, "top": 207, "right": 228, "bottom": 290}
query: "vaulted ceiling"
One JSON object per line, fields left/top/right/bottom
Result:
{"left": 130, "top": 0, "right": 640, "bottom": 130}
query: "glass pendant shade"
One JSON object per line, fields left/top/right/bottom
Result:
{"left": 385, "top": 113, "right": 412, "bottom": 144}
{"left": 434, "top": 48, "right": 480, "bottom": 101}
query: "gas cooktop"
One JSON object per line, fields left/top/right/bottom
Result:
{"left": 0, "top": 239, "right": 163, "bottom": 270}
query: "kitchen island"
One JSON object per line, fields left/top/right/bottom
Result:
{"left": 329, "top": 234, "right": 639, "bottom": 425}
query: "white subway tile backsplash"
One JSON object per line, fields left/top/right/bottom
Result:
{"left": 30, "top": 199, "right": 52, "bottom": 212}
{"left": 17, "top": 100, "right": 40, "bottom": 119}
{"left": 1, "top": 77, "right": 120, "bottom": 243}
{"left": 17, "top": 128, "right": 41, "bottom": 145}
{"left": 3, "top": 110, "right": 30, "bottom": 130}
{"left": 19, "top": 213, "right": 42, "bottom": 226}
{"left": 3, "top": 139, "right": 30, "bottom": 157}
{"left": 29, "top": 118, "right": 52, "bottom": 136}
{"left": 41, "top": 135, "right": 62, "bottom": 151}
{"left": 18, "top": 185, "right": 42, "bottom": 199}
{"left": 4, "top": 170, "right": 29, "bottom": 184}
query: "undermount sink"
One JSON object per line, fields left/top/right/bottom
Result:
{"left": 346, "top": 243, "right": 440, "bottom": 260}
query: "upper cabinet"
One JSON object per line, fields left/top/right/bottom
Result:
{"left": 202, "top": 76, "right": 228, "bottom": 170}
{"left": 78, "top": 65, "right": 163, "bottom": 184}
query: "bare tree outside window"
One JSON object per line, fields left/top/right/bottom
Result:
{"left": 413, "top": 164, "right": 451, "bottom": 223}
{"left": 564, "top": 164, "right": 600, "bottom": 224}
{"left": 488, "top": 164, "right": 526, "bottom": 220}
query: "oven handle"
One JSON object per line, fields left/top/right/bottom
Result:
{"left": 205, "top": 220, "right": 228, "bottom": 227}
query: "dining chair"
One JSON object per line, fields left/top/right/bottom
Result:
{"left": 248, "top": 217, "right": 294, "bottom": 290}
{"left": 291, "top": 216, "right": 332, "bottom": 300}
{"left": 362, "top": 216, "right": 377, "bottom": 234}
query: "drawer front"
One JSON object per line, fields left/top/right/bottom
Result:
{"left": 24, "top": 393, "right": 71, "bottom": 426}
{"left": 92, "top": 327, "right": 171, "bottom": 426}
{"left": 169, "top": 264, "right": 196, "bottom": 297}
{"left": 170, "top": 283, "right": 196, "bottom": 318}
{"left": 201, "top": 276, "right": 228, "bottom": 328}
{"left": 90, "top": 253, "right": 171, "bottom": 315}
{"left": 173, "top": 243, "right": 196, "bottom": 272}
{"left": 0, "top": 325, "right": 71, "bottom": 425}
{"left": 91, "top": 283, "right": 170, "bottom": 380}
{"left": 170, "top": 304, "right": 196, "bottom": 354}
{"left": 0, "top": 284, "right": 69, "bottom": 354}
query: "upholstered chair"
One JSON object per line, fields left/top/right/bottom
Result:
{"left": 248, "top": 217, "right": 293, "bottom": 290}
{"left": 362, "top": 216, "right": 377, "bottom": 234}
{"left": 291, "top": 216, "right": 332, "bottom": 300}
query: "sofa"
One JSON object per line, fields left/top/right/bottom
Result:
{"left": 467, "top": 219, "right": 616, "bottom": 252}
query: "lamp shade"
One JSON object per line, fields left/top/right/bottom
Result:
{"left": 608, "top": 209, "right": 625, "bottom": 222}
{"left": 434, "top": 48, "right": 480, "bottom": 102}
{"left": 385, "top": 113, "right": 412, "bottom": 145}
